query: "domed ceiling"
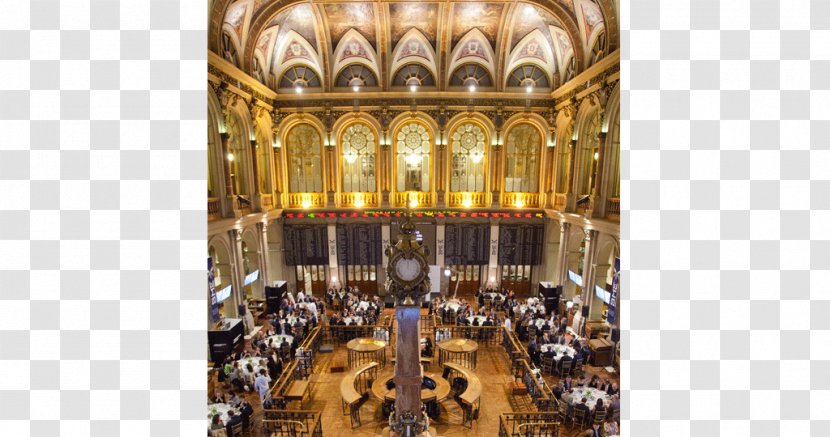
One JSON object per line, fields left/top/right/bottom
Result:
{"left": 209, "top": 0, "right": 618, "bottom": 94}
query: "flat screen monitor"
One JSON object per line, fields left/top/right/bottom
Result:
{"left": 568, "top": 270, "right": 583, "bottom": 287}
{"left": 216, "top": 285, "right": 232, "bottom": 302}
{"left": 243, "top": 270, "right": 259, "bottom": 286}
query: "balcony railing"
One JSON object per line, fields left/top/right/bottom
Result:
{"left": 208, "top": 197, "right": 221, "bottom": 221}
{"left": 285, "top": 192, "right": 326, "bottom": 209}
{"left": 498, "top": 412, "right": 560, "bottom": 437}
{"left": 261, "top": 193, "right": 274, "bottom": 210}
{"left": 393, "top": 191, "right": 433, "bottom": 208}
{"left": 262, "top": 411, "right": 323, "bottom": 437}
{"left": 337, "top": 192, "right": 379, "bottom": 208}
{"left": 607, "top": 197, "right": 620, "bottom": 218}
{"left": 501, "top": 192, "right": 541, "bottom": 208}
{"left": 553, "top": 193, "right": 566, "bottom": 210}
{"left": 447, "top": 191, "right": 489, "bottom": 208}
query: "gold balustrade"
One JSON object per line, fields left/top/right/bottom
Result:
{"left": 208, "top": 197, "right": 221, "bottom": 221}
{"left": 447, "top": 191, "right": 489, "bottom": 208}
{"left": 285, "top": 192, "right": 326, "bottom": 209}
{"left": 261, "top": 194, "right": 273, "bottom": 210}
{"left": 337, "top": 192, "right": 379, "bottom": 208}
{"left": 393, "top": 191, "right": 433, "bottom": 208}
{"left": 607, "top": 197, "right": 620, "bottom": 217}
{"left": 553, "top": 193, "right": 566, "bottom": 210}
{"left": 501, "top": 192, "right": 541, "bottom": 208}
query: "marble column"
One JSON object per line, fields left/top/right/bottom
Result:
{"left": 581, "top": 229, "right": 599, "bottom": 318}
{"left": 257, "top": 222, "right": 271, "bottom": 290}
{"left": 220, "top": 132, "right": 237, "bottom": 217}
{"left": 590, "top": 131, "right": 608, "bottom": 218}
{"left": 556, "top": 222, "right": 570, "bottom": 287}
{"left": 228, "top": 229, "right": 245, "bottom": 318}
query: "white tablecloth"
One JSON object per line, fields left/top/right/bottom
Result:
{"left": 466, "top": 315, "right": 488, "bottom": 325}
{"left": 343, "top": 316, "right": 363, "bottom": 325}
{"left": 570, "top": 387, "right": 611, "bottom": 410}
{"left": 540, "top": 344, "right": 576, "bottom": 361}
{"left": 207, "top": 403, "right": 232, "bottom": 427}
{"left": 519, "top": 304, "right": 545, "bottom": 316}
{"left": 264, "top": 334, "right": 294, "bottom": 349}
{"left": 440, "top": 302, "right": 461, "bottom": 313}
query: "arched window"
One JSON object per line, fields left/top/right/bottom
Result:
{"left": 506, "top": 65, "right": 550, "bottom": 89}
{"left": 449, "top": 122, "right": 487, "bottom": 192}
{"left": 578, "top": 111, "right": 602, "bottom": 196}
{"left": 590, "top": 30, "right": 607, "bottom": 65}
{"left": 226, "top": 113, "right": 250, "bottom": 196}
{"left": 392, "top": 64, "right": 435, "bottom": 87}
{"left": 335, "top": 64, "right": 378, "bottom": 88}
{"left": 610, "top": 115, "right": 620, "bottom": 198}
{"left": 340, "top": 122, "right": 377, "bottom": 193}
{"left": 255, "top": 126, "right": 271, "bottom": 194}
{"left": 394, "top": 122, "right": 431, "bottom": 192}
{"left": 504, "top": 124, "right": 542, "bottom": 193}
{"left": 208, "top": 108, "right": 217, "bottom": 197}
{"left": 449, "top": 64, "right": 492, "bottom": 87}
{"left": 279, "top": 65, "right": 321, "bottom": 90}
{"left": 285, "top": 124, "right": 323, "bottom": 193}
{"left": 555, "top": 122, "right": 574, "bottom": 193}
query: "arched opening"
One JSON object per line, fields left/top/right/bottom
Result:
{"left": 208, "top": 240, "right": 235, "bottom": 319}
{"left": 340, "top": 121, "right": 378, "bottom": 194}
{"left": 241, "top": 230, "right": 262, "bottom": 300}
{"left": 394, "top": 121, "right": 432, "bottom": 193}
{"left": 503, "top": 123, "right": 542, "bottom": 194}
{"left": 285, "top": 123, "right": 324, "bottom": 193}
{"left": 576, "top": 109, "right": 602, "bottom": 198}
{"left": 449, "top": 121, "right": 487, "bottom": 194}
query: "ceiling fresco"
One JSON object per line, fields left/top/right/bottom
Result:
{"left": 217, "top": 0, "right": 616, "bottom": 92}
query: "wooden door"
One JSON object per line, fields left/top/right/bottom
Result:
{"left": 500, "top": 265, "right": 532, "bottom": 296}
{"left": 345, "top": 265, "right": 378, "bottom": 294}
{"left": 295, "top": 265, "right": 327, "bottom": 296}
{"left": 449, "top": 265, "right": 482, "bottom": 298}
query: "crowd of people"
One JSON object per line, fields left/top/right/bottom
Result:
{"left": 326, "top": 286, "right": 383, "bottom": 326}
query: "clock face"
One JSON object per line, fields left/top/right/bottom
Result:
{"left": 394, "top": 257, "right": 421, "bottom": 282}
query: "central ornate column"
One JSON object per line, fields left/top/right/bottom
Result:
{"left": 385, "top": 213, "right": 432, "bottom": 436}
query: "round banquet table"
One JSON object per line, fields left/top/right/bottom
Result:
{"left": 370, "top": 370, "right": 451, "bottom": 404}
{"left": 347, "top": 337, "right": 387, "bottom": 368}
{"left": 570, "top": 387, "right": 611, "bottom": 409}
{"left": 207, "top": 403, "right": 232, "bottom": 428}
{"left": 465, "top": 315, "right": 488, "bottom": 326}
{"left": 263, "top": 334, "right": 294, "bottom": 350}
{"left": 437, "top": 338, "right": 478, "bottom": 369}
{"left": 540, "top": 343, "right": 576, "bottom": 361}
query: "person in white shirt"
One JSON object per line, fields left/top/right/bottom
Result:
{"left": 296, "top": 291, "right": 305, "bottom": 302}
{"left": 254, "top": 369, "right": 271, "bottom": 403}
{"left": 503, "top": 317, "right": 512, "bottom": 332}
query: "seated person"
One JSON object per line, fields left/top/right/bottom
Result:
{"left": 225, "top": 409, "right": 242, "bottom": 436}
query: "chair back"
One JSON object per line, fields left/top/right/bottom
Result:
{"left": 572, "top": 408, "right": 586, "bottom": 427}
{"left": 594, "top": 408, "right": 607, "bottom": 423}
{"left": 230, "top": 422, "right": 243, "bottom": 437}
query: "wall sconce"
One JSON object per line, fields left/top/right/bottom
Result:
{"left": 226, "top": 153, "right": 234, "bottom": 162}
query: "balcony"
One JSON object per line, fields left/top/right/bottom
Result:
{"left": 393, "top": 191, "right": 433, "bottom": 208}
{"left": 606, "top": 197, "right": 620, "bottom": 220}
{"left": 285, "top": 192, "right": 326, "bottom": 209}
{"left": 337, "top": 192, "right": 379, "bottom": 208}
{"left": 501, "top": 192, "right": 541, "bottom": 208}
{"left": 260, "top": 193, "right": 274, "bottom": 210}
{"left": 447, "top": 191, "right": 489, "bottom": 208}
{"left": 208, "top": 197, "right": 221, "bottom": 221}
{"left": 236, "top": 195, "right": 252, "bottom": 215}
{"left": 553, "top": 193, "right": 566, "bottom": 210}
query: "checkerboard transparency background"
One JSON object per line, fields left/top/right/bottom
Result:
{"left": 2, "top": 0, "right": 830, "bottom": 436}
{"left": 623, "top": 0, "right": 830, "bottom": 436}
{"left": 0, "top": 0, "right": 206, "bottom": 435}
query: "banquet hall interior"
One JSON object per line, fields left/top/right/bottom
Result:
{"left": 206, "top": 0, "right": 621, "bottom": 436}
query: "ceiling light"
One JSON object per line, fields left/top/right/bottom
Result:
{"left": 410, "top": 85, "right": 418, "bottom": 92}
{"left": 353, "top": 85, "right": 360, "bottom": 92}
{"left": 444, "top": 268, "right": 451, "bottom": 277}
{"left": 468, "top": 84, "right": 476, "bottom": 92}
{"left": 526, "top": 85, "right": 533, "bottom": 93}
{"left": 594, "top": 151, "right": 599, "bottom": 160}
{"left": 295, "top": 86, "right": 303, "bottom": 94}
